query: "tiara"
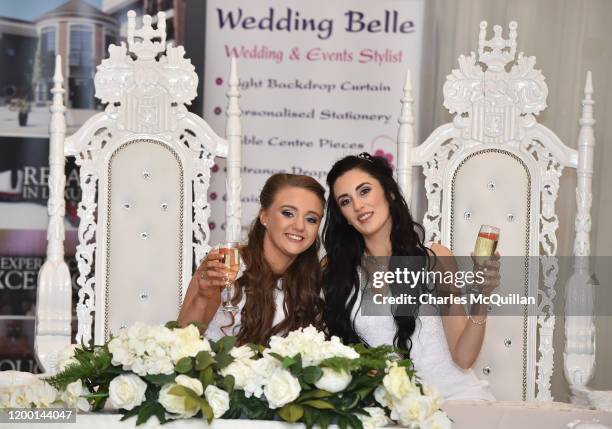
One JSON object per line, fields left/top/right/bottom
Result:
{"left": 358, "top": 152, "right": 374, "bottom": 162}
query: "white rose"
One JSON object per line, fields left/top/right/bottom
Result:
{"left": 314, "top": 368, "right": 352, "bottom": 393}
{"left": 108, "top": 374, "right": 147, "bottom": 410}
{"left": 171, "top": 325, "right": 212, "bottom": 363}
{"left": 26, "top": 381, "right": 58, "bottom": 408}
{"left": 158, "top": 383, "right": 199, "bottom": 418}
{"left": 421, "top": 410, "right": 452, "bottom": 429}
{"left": 383, "top": 366, "right": 415, "bottom": 399}
{"left": 60, "top": 380, "right": 91, "bottom": 411}
{"left": 175, "top": 375, "right": 204, "bottom": 396}
{"left": 356, "top": 407, "right": 391, "bottom": 429}
{"left": 220, "top": 360, "right": 254, "bottom": 390}
{"left": 374, "top": 385, "right": 393, "bottom": 408}
{"left": 391, "top": 392, "right": 434, "bottom": 427}
{"left": 204, "top": 385, "right": 230, "bottom": 418}
{"left": 263, "top": 369, "right": 301, "bottom": 409}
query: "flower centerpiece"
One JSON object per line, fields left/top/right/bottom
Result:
{"left": 1, "top": 323, "right": 450, "bottom": 429}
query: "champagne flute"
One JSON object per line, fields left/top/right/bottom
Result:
{"left": 474, "top": 225, "right": 500, "bottom": 266}
{"left": 219, "top": 242, "right": 241, "bottom": 313}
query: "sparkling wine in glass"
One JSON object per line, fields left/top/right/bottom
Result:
{"left": 219, "top": 242, "right": 241, "bottom": 313}
{"left": 474, "top": 225, "right": 500, "bottom": 265}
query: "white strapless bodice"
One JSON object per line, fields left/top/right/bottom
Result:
{"left": 351, "top": 268, "right": 494, "bottom": 401}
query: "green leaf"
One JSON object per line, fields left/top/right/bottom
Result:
{"left": 168, "top": 385, "right": 201, "bottom": 401}
{"left": 289, "top": 354, "right": 303, "bottom": 375}
{"left": 119, "top": 407, "right": 139, "bottom": 421}
{"left": 224, "top": 390, "right": 275, "bottom": 420}
{"left": 298, "top": 389, "right": 332, "bottom": 401}
{"left": 355, "top": 385, "right": 376, "bottom": 400}
{"left": 301, "top": 399, "right": 335, "bottom": 410}
{"left": 337, "top": 415, "right": 349, "bottom": 429}
{"left": 303, "top": 406, "right": 316, "bottom": 429}
{"left": 268, "top": 352, "right": 285, "bottom": 362}
{"left": 200, "top": 400, "right": 214, "bottom": 423}
{"left": 199, "top": 366, "right": 215, "bottom": 388}
{"left": 319, "top": 357, "right": 355, "bottom": 373}
{"left": 301, "top": 366, "right": 323, "bottom": 384}
{"left": 335, "top": 393, "right": 359, "bottom": 411}
{"left": 144, "top": 373, "right": 176, "bottom": 386}
{"left": 165, "top": 321, "right": 180, "bottom": 329}
{"left": 135, "top": 401, "right": 166, "bottom": 426}
{"left": 318, "top": 411, "right": 331, "bottom": 429}
{"left": 214, "top": 351, "right": 233, "bottom": 370}
{"left": 175, "top": 357, "right": 193, "bottom": 373}
{"left": 278, "top": 403, "right": 304, "bottom": 423}
{"left": 281, "top": 356, "right": 297, "bottom": 369}
{"left": 195, "top": 351, "right": 215, "bottom": 371}
{"left": 346, "top": 413, "right": 364, "bottom": 429}
{"left": 221, "top": 374, "right": 235, "bottom": 393}
{"left": 215, "top": 336, "right": 236, "bottom": 353}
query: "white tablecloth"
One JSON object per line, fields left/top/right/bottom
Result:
{"left": 1, "top": 401, "right": 610, "bottom": 429}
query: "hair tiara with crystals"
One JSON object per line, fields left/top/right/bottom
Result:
{"left": 357, "top": 152, "right": 374, "bottom": 162}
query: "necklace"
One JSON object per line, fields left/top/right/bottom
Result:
{"left": 362, "top": 251, "right": 389, "bottom": 272}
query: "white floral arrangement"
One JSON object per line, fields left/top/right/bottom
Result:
{"left": 0, "top": 323, "right": 450, "bottom": 429}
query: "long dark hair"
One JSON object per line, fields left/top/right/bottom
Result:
{"left": 322, "top": 154, "right": 430, "bottom": 354}
{"left": 233, "top": 173, "right": 326, "bottom": 345}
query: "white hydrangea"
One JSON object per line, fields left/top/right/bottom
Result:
{"left": 266, "top": 325, "right": 358, "bottom": 367}
{"left": 108, "top": 322, "right": 212, "bottom": 376}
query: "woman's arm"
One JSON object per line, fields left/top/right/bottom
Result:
{"left": 177, "top": 249, "right": 227, "bottom": 328}
{"left": 430, "top": 243, "right": 500, "bottom": 369}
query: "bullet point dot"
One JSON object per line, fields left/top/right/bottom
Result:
{"left": 209, "top": 192, "right": 217, "bottom": 200}
{"left": 214, "top": 107, "right": 222, "bottom": 115}
{"left": 211, "top": 164, "right": 219, "bottom": 173}
{"left": 215, "top": 77, "right": 223, "bottom": 85}
{"left": 209, "top": 222, "right": 216, "bottom": 230}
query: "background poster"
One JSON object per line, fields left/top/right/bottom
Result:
{"left": 203, "top": 0, "right": 425, "bottom": 241}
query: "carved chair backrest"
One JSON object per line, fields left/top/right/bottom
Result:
{"left": 35, "top": 11, "right": 242, "bottom": 372}
{"left": 396, "top": 21, "right": 594, "bottom": 401}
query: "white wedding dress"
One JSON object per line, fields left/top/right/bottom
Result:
{"left": 351, "top": 267, "right": 495, "bottom": 401}
{"left": 205, "top": 277, "right": 286, "bottom": 342}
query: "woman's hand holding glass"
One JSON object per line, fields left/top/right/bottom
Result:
{"left": 195, "top": 248, "right": 239, "bottom": 303}
{"left": 475, "top": 253, "right": 501, "bottom": 296}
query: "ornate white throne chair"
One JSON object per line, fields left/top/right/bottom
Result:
{"left": 396, "top": 21, "right": 597, "bottom": 402}
{"left": 35, "top": 11, "right": 243, "bottom": 374}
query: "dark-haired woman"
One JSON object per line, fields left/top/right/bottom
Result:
{"left": 178, "top": 173, "right": 325, "bottom": 346}
{"left": 322, "top": 153, "right": 498, "bottom": 400}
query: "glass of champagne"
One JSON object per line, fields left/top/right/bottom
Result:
{"left": 474, "top": 225, "right": 500, "bottom": 266}
{"left": 219, "top": 242, "right": 241, "bottom": 313}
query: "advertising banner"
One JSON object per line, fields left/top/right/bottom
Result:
{"left": 203, "top": 0, "right": 425, "bottom": 240}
